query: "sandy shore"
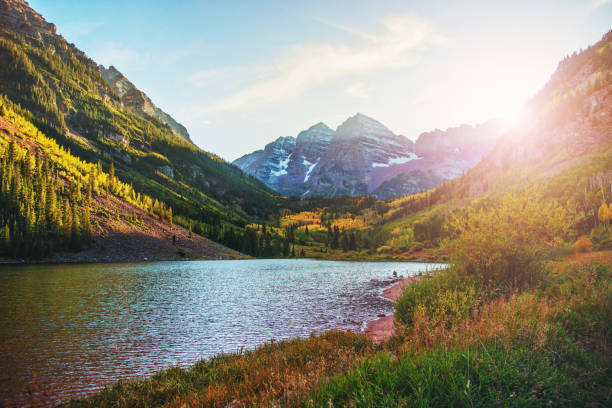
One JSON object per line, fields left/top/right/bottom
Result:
{"left": 364, "top": 275, "right": 420, "bottom": 344}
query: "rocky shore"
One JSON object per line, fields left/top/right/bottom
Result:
{"left": 364, "top": 275, "right": 421, "bottom": 344}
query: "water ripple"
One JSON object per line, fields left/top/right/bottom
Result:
{"left": 0, "top": 259, "right": 438, "bottom": 407}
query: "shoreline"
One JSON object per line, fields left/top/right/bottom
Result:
{"left": 0, "top": 256, "right": 441, "bottom": 266}
{"left": 364, "top": 275, "right": 421, "bottom": 344}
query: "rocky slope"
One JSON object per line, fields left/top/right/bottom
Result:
{"left": 99, "top": 65, "right": 191, "bottom": 142}
{"left": 234, "top": 113, "right": 504, "bottom": 199}
{"left": 372, "top": 170, "right": 444, "bottom": 200}
{"left": 233, "top": 122, "right": 335, "bottom": 195}
{"left": 0, "top": 0, "right": 56, "bottom": 43}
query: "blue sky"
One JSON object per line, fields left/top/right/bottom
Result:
{"left": 30, "top": 0, "right": 612, "bottom": 160}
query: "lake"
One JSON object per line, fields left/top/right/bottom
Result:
{"left": 0, "top": 259, "right": 438, "bottom": 406}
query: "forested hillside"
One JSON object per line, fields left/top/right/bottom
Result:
{"left": 0, "top": 97, "right": 244, "bottom": 260}
{"left": 0, "top": 0, "right": 285, "bottom": 259}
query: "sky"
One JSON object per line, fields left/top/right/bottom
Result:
{"left": 30, "top": 0, "right": 612, "bottom": 161}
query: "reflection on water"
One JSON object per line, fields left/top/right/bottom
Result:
{"left": 0, "top": 259, "right": 438, "bottom": 406}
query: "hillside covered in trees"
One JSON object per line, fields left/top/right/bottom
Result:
{"left": 0, "top": 97, "right": 244, "bottom": 261}
{"left": 0, "top": 0, "right": 289, "bottom": 260}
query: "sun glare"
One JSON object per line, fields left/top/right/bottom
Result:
{"left": 499, "top": 103, "right": 526, "bottom": 128}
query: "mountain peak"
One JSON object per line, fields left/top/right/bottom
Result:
{"left": 234, "top": 112, "right": 505, "bottom": 198}
{"left": 336, "top": 112, "right": 394, "bottom": 140}
{"left": 106, "top": 65, "right": 122, "bottom": 76}
{"left": 349, "top": 112, "right": 380, "bottom": 124}
{"left": 0, "top": 0, "right": 57, "bottom": 43}
{"left": 309, "top": 122, "right": 332, "bottom": 131}
{"left": 268, "top": 135, "right": 296, "bottom": 147}
{"left": 297, "top": 122, "right": 334, "bottom": 143}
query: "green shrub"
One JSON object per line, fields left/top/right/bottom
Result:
{"left": 394, "top": 268, "right": 479, "bottom": 329}
{"left": 409, "top": 242, "right": 423, "bottom": 252}
{"left": 443, "top": 191, "right": 572, "bottom": 291}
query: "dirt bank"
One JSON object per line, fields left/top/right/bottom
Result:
{"left": 364, "top": 275, "right": 421, "bottom": 344}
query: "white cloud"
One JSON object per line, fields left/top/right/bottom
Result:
{"left": 188, "top": 66, "right": 267, "bottom": 88}
{"left": 590, "top": 0, "right": 612, "bottom": 9}
{"left": 59, "top": 21, "right": 103, "bottom": 42}
{"left": 346, "top": 82, "right": 369, "bottom": 99}
{"left": 91, "top": 42, "right": 146, "bottom": 71}
{"left": 184, "top": 14, "right": 447, "bottom": 117}
{"left": 189, "top": 68, "right": 223, "bottom": 87}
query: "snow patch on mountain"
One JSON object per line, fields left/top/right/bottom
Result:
{"left": 271, "top": 152, "right": 292, "bottom": 176}
{"left": 371, "top": 153, "right": 421, "bottom": 168}
{"left": 303, "top": 158, "right": 319, "bottom": 182}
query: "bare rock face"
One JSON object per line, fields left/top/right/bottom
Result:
{"left": 234, "top": 135, "right": 296, "bottom": 192}
{"left": 0, "top": 0, "right": 56, "bottom": 44}
{"left": 100, "top": 129, "right": 129, "bottom": 146}
{"left": 306, "top": 113, "right": 417, "bottom": 197}
{"left": 277, "top": 122, "right": 334, "bottom": 196}
{"left": 158, "top": 165, "right": 174, "bottom": 179}
{"left": 98, "top": 64, "right": 191, "bottom": 143}
{"left": 234, "top": 123, "right": 335, "bottom": 196}
{"left": 372, "top": 170, "right": 443, "bottom": 200}
{"left": 234, "top": 113, "right": 504, "bottom": 199}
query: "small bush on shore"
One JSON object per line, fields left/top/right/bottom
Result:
{"left": 574, "top": 235, "right": 594, "bottom": 252}
{"left": 394, "top": 268, "right": 479, "bottom": 329}
{"left": 443, "top": 191, "right": 573, "bottom": 291}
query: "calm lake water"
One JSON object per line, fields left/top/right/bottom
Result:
{"left": 0, "top": 259, "right": 438, "bottom": 407}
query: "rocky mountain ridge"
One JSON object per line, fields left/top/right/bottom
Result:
{"left": 234, "top": 113, "right": 504, "bottom": 199}
{"left": 0, "top": 0, "right": 55, "bottom": 44}
{"left": 98, "top": 65, "right": 191, "bottom": 142}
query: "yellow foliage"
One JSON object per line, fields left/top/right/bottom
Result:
{"left": 573, "top": 236, "right": 593, "bottom": 252}
{"left": 280, "top": 211, "right": 368, "bottom": 232}
{"left": 598, "top": 202, "right": 612, "bottom": 223}
{"left": 376, "top": 245, "right": 392, "bottom": 254}
{"left": 444, "top": 190, "right": 575, "bottom": 288}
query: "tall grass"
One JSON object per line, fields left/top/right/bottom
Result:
{"left": 307, "top": 258, "right": 611, "bottom": 407}
{"left": 66, "top": 331, "right": 373, "bottom": 408}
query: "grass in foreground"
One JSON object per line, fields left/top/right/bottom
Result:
{"left": 66, "top": 331, "right": 374, "bottom": 407}
{"left": 310, "top": 257, "right": 611, "bottom": 407}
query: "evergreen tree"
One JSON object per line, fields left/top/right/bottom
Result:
{"left": 349, "top": 232, "right": 356, "bottom": 251}
{"left": 331, "top": 226, "right": 340, "bottom": 249}
{"left": 70, "top": 208, "right": 80, "bottom": 251}
{"left": 341, "top": 233, "right": 349, "bottom": 252}
{"left": 80, "top": 208, "right": 92, "bottom": 242}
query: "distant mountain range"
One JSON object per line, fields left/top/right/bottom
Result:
{"left": 234, "top": 113, "right": 504, "bottom": 199}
